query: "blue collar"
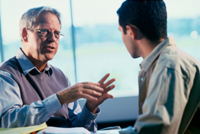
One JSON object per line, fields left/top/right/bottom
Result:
{"left": 16, "top": 48, "right": 52, "bottom": 76}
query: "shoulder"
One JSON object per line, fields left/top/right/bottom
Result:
{"left": 158, "top": 46, "right": 200, "bottom": 70}
{"left": 49, "top": 65, "right": 71, "bottom": 85}
{"left": 50, "top": 65, "right": 65, "bottom": 76}
{"left": 0, "top": 57, "right": 22, "bottom": 76}
{"left": 155, "top": 45, "right": 200, "bottom": 79}
{"left": 0, "top": 70, "right": 13, "bottom": 78}
{"left": 0, "top": 56, "right": 20, "bottom": 70}
{"left": 0, "top": 70, "right": 17, "bottom": 87}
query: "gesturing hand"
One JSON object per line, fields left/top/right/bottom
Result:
{"left": 86, "top": 73, "right": 116, "bottom": 114}
{"left": 56, "top": 82, "right": 104, "bottom": 105}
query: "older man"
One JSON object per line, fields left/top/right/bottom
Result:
{"left": 0, "top": 6, "right": 115, "bottom": 131}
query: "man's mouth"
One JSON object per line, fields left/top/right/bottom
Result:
{"left": 45, "top": 46, "right": 55, "bottom": 52}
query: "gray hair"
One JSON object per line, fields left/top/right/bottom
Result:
{"left": 19, "top": 6, "right": 61, "bottom": 31}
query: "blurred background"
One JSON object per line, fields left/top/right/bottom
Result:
{"left": 0, "top": 0, "right": 200, "bottom": 129}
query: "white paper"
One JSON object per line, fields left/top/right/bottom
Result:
{"left": 94, "top": 129, "right": 119, "bottom": 134}
{"left": 37, "top": 127, "right": 91, "bottom": 134}
{"left": 118, "top": 126, "right": 137, "bottom": 134}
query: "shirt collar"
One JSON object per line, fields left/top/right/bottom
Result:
{"left": 140, "top": 37, "right": 176, "bottom": 71}
{"left": 16, "top": 48, "right": 52, "bottom": 76}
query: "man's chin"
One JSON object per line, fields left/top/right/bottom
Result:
{"left": 130, "top": 53, "right": 140, "bottom": 59}
{"left": 44, "top": 54, "right": 56, "bottom": 61}
{"left": 132, "top": 56, "right": 140, "bottom": 59}
{"left": 46, "top": 57, "right": 54, "bottom": 61}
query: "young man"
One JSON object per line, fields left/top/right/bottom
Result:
{"left": 0, "top": 6, "right": 115, "bottom": 131}
{"left": 117, "top": 0, "right": 200, "bottom": 133}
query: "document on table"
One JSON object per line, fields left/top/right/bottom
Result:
{"left": 37, "top": 127, "right": 121, "bottom": 134}
{"left": 0, "top": 123, "right": 47, "bottom": 134}
{"left": 37, "top": 126, "right": 91, "bottom": 134}
{"left": 94, "top": 129, "right": 119, "bottom": 134}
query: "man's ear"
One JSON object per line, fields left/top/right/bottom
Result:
{"left": 21, "top": 28, "right": 28, "bottom": 42}
{"left": 126, "top": 25, "right": 143, "bottom": 40}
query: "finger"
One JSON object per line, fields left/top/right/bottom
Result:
{"left": 82, "top": 89, "right": 102, "bottom": 97}
{"left": 104, "top": 78, "right": 116, "bottom": 87}
{"left": 105, "top": 84, "right": 115, "bottom": 92}
{"left": 106, "top": 93, "right": 114, "bottom": 99}
{"left": 98, "top": 73, "right": 110, "bottom": 84}
{"left": 83, "top": 83, "right": 104, "bottom": 92}
{"left": 81, "top": 93, "right": 98, "bottom": 101}
{"left": 82, "top": 82, "right": 101, "bottom": 87}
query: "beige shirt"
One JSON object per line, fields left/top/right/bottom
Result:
{"left": 134, "top": 37, "right": 200, "bottom": 134}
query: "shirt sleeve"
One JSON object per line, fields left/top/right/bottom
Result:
{"left": 0, "top": 70, "right": 62, "bottom": 128}
{"left": 134, "top": 66, "right": 190, "bottom": 134}
{"left": 64, "top": 76, "right": 99, "bottom": 132}
{"left": 68, "top": 101, "right": 100, "bottom": 131}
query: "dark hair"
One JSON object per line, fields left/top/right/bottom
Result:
{"left": 117, "top": 0, "right": 167, "bottom": 41}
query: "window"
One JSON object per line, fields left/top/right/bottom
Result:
{"left": 0, "top": 0, "right": 76, "bottom": 83}
{"left": 71, "top": 0, "right": 139, "bottom": 97}
{"left": 166, "top": 0, "right": 200, "bottom": 61}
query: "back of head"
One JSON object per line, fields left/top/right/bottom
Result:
{"left": 19, "top": 6, "right": 61, "bottom": 31}
{"left": 117, "top": 0, "right": 167, "bottom": 42}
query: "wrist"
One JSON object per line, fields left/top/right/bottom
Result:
{"left": 56, "top": 92, "right": 65, "bottom": 105}
{"left": 86, "top": 102, "right": 98, "bottom": 114}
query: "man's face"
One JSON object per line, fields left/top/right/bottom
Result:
{"left": 24, "top": 13, "right": 61, "bottom": 63}
{"left": 118, "top": 24, "right": 140, "bottom": 58}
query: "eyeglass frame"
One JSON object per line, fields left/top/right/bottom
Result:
{"left": 26, "top": 27, "right": 64, "bottom": 39}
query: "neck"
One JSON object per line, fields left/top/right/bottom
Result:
{"left": 21, "top": 47, "right": 48, "bottom": 72}
{"left": 140, "top": 38, "right": 166, "bottom": 59}
{"left": 34, "top": 62, "right": 47, "bottom": 72}
{"left": 25, "top": 54, "right": 48, "bottom": 72}
{"left": 30, "top": 58, "right": 47, "bottom": 72}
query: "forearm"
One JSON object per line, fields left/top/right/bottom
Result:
{"left": 68, "top": 102, "right": 99, "bottom": 131}
{"left": 0, "top": 94, "right": 61, "bottom": 128}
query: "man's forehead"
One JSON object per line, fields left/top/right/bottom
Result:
{"left": 35, "top": 13, "right": 61, "bottom": 28}
{"left": 37, "top": 13, "right": 57, "bottom": 21}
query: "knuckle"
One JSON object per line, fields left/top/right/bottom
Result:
{"left": 76, "top": 83, "right": 83, "bottom": 89}
{"left": 78, "top": 91, "right": 83, "bottom": 96}
{"left": 85, "top": 82, "right": 90, "bottom": 85}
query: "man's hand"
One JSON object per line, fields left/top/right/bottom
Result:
{"left": 56, "top": 73, "right": 115, "bottom": 114}
{"left": 56, "top": 82, "right": 104, "bottom": 105}
{"left": 86, "top": 73, "right": 116, "bottom": 114}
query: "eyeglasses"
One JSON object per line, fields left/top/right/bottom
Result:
{"left": 27, "top": 28, "right": 64, "bottom": 39}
